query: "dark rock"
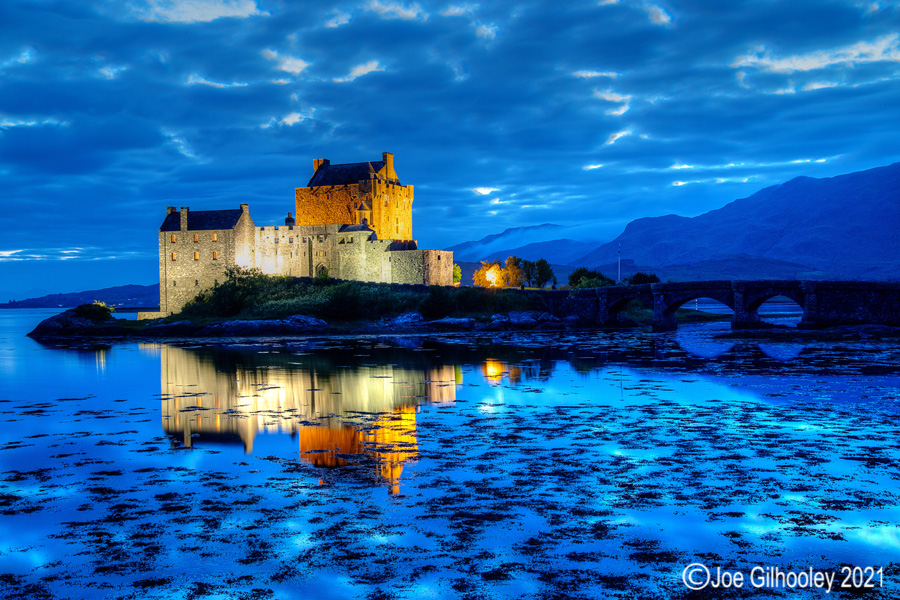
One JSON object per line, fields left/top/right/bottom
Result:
{"left": 508, "top": 311, "right": 539, "bottom": 328}
{"left": 28, "top": 307, "right": 124, "bottom": 338}
{"left": 426, "top": 317, "right": 475, "bottom": 330}
{"left": 284, "top": 315, "right": 329, "bottom": 331}
{"left": 388, "top": 312, "right": 424, "bottom": 326}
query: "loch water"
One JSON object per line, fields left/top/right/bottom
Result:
{"left": 0, "top": 309, "right": 898, "bottom": 599}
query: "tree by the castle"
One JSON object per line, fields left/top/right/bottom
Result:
{"left": 452, "top": 264, "right": 462, "bottom": 286}
{"left": 533, "top": 258, "right": 555, "bottom": 288}
{"left": 505, "top": 256, "right": 524, "bottom": 287}
{"left": 626, "top": 271, "right": 660, "bottom": 285}
{"left": 568, "top": 266, "right": 614, "bottom": 288}
{"left": 473, "top": 260, "right": 503, "bottom": 288}
{"left": 521, "top": 260, "right": 537, "bottom": 287}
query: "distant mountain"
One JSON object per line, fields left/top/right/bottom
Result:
{"left": 0, "top": 284, "right": 158, "bottom": 309}
{"left": 446, "top": 224, "right": 578, "bottom": 262}
{"left": 574, "top": 163, "right": 900, "bottom": 280}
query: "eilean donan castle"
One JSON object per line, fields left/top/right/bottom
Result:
{"left": 139, "top": 153, "right": 452, "bottom": 319}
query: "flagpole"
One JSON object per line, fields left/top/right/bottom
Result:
{"left": 617, "top": 243, "right": 621, "bottom": 284}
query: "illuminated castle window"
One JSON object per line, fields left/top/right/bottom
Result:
{"left": 194, "top": 252, "right": 199, "bottom": 260}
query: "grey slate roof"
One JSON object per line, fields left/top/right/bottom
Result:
{"left": 307, "top": 161, "right": 385, "bottom": 187}
{"left": 339, "top": 224, "right": 374, "bottom": 232}
{"left": 160, "top": 209, "right": 243, "bottom": 231}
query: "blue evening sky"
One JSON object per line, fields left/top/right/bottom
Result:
{"left": 2, "top": 0, "right": 899, "bottom": 298}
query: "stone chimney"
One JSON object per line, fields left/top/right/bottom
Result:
{"left": 179, "top": 207, "right": 189, "bottom": 231}
{"left": 313, "top": 158, "right": 330, "bottom": 172}
{"left": 166, "top": 206, "right": 176, "bottom": 215}
{"left": 285, "top": 212, "right": 295, "bottom": 227}
{"left": 382, "top": 152, "right": 394, "bottom": 179}
{"left": 240, "top": 203, "right": 249, "bottom": 213}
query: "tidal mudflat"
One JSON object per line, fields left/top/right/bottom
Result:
{"left": 0, "top": 310, "right": 898, "bottom": 599}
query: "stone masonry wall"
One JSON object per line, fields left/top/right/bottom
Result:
{"left": 422, "top": 250, "right": 453, "bottom": 286}
{"left": 295, "top": 179, "right": 414, "bottom": 242}
{"left": 294, "top": 184, "right": 359, "bottom": 232}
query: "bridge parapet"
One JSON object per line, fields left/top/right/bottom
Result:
{"left": 797, "top": 280, "right": 900, "bottom": 328}
{"left": 529, "top": 280, "right": 900, "bottom": 331}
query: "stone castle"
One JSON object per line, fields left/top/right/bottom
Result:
{"left": 139, "top": 153, "right": 452, "bottom": 319}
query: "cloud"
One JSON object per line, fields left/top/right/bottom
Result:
{"left": 473, "top": 187, "right": 498, "bottom": 195}
{"left": 475, "top": 23, "right": 498, "bottom": 40}
{"left": 98, "top": 65, "right": 128, "bottom": 80}
{"left": 186, "top": 73, "right": 248, "bottom": 88}
{"left": 0, "top": 115, "right": 68, "bottom": 129}
{"left": 583, "top": 164, "right": 604, "bottom": 170}
{"left": 333, "top": 61, "right": 384, "bottom": 82}
{"left": 280, "top": 111, "right": 312, "bottom": 126}
{"left": 0, "top": 246, "right": 128, "bottom": 262}
{"left": 365, "top": 1, "right": 427, "bottom": 21}
{"left": 261, "top": 109, "right": 316, "bottom": 128}
{"left": 733, "top": 33, "right": 900, "bottom": 73}
{"left": 573, "top": 70, "right": 619, "bottom": 79}
{"left": 672, "top": 176, "right": 751, "bottom": 187}
{"left": 643, "top": 3, "right": 671, "bottom": 25}
{"left": 657, "top": 158, "right": 832, "bottom": 173}
{"left": 325, "top": 11, "right": 351, "bottom": 27}
{"left": 802, "top": 80, "right": 840, "bottom": 91}
{"left": 262, "top": 49, "right": 310, "bottom": 76}
{"left": 593, "top": 89, "right": 632, "bottom": 116}
{"left": 1, "top": 48, "right": 36, "bottom": 70}
{"left": 598, "top": 0, "right": 672, "bottom": 26}
{"left": 604, "top": 129, "right": 631, "bottom": 145}
{"left": 128, "top": 0, "right": 267, "bottom": 23}
{"left": 440, "top": 4, "right": 476, "bottom": 17}
{"left": 163, "top": 129, "right": 196, "bottom": 158}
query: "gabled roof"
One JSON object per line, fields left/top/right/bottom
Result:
{"left": 307, "top": 161, "right": 385, "bottom": 187}
{"left": 160, "top": 209, "right": 244, "bottom": 231}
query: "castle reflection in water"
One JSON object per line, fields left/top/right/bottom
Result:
{"left": 147, "top": 344, "right": 460, "bottom": 494}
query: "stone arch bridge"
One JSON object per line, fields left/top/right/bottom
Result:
{"left": 535, "top": 280, "right": 900, "bottom": 332}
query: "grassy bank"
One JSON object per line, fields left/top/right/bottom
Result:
{"left": 178, "top": 273, "right": 544, "bottom": 322}
{"left": 617, "top": 303, "right": 732, "bottom": 325}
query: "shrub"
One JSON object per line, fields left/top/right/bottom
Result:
{"left": 568, "top": 267, "right": 614, "bottom": 288}
{"left": 74, "top": 301, "right": 114, "bottom": 321}
{"left": 627, "top": 271, "right": 660, "bottom": 285}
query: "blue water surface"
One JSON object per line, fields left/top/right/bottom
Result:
{"left": 0, "top": 309, "right": 898, "bottom": 599}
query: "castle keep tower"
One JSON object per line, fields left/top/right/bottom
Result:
{"left": 295, "top": 152, "right": 413, "bottom": 242}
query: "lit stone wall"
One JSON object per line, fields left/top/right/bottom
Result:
{"left": 145, "top": 206, "right": 255, "bottom": 317}
{"left": 388, "top": 249, "right": 453, "bottom": 286}
{"left": 294, "top": 184, "right": 359, "bottom": 231}
{"left": 369, "top": 179, "right": 414, "bottom": 242}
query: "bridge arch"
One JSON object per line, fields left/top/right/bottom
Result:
{"left": 605, "top": 285, "right": 653, "bottom": 323}
{"left": 651, "top": 282, "right": 734, "bottom": 331}
{"left": 734, "top": 282, "right": 807, "bottom": 329}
